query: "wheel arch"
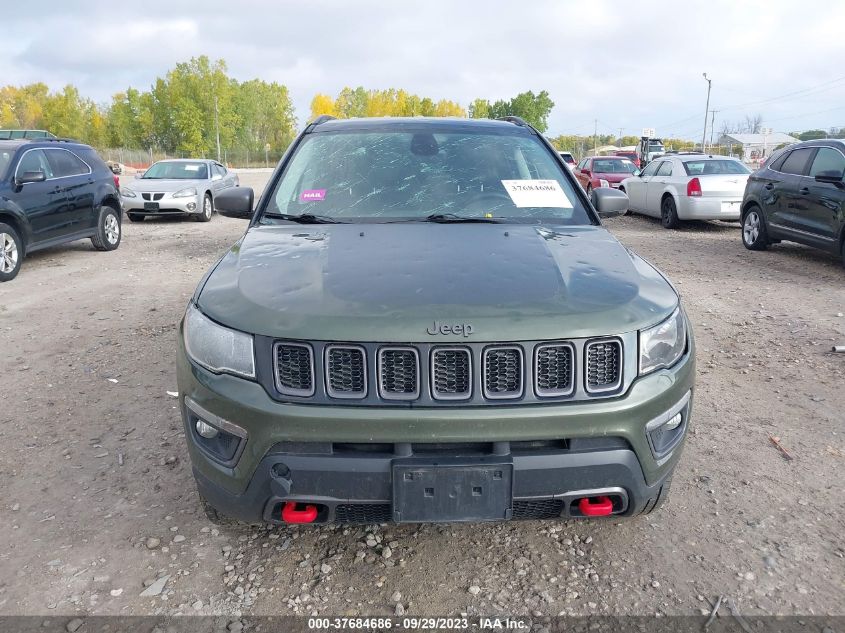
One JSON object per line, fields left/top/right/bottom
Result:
{"left": 0, "top": 209, "right": 31, "bottom": 256}
{"left": 741, "top": 198, "right": 761, "bottom": 221}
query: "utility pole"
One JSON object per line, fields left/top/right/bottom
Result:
{"left": 618, "top": 128, "right": 623, "bottom": 144}
{"left": 709, "top": 110, "right": 718, "bottom": 153}
{"left": 214, "top": 95, "right": 221, "bottom": 162}
{"left": 701, "top": 73, "right": 712, "bottom": 153}
{"left": 593, "top": 119, "right": 598, "bottom": 155}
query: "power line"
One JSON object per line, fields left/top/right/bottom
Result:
{"left": 718, "top": 74, "right": 845, "bottom": 111}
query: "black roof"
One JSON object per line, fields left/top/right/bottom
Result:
{"left": 0, "top": 138, "right": 90, "bottom": 150}
{"left": 308, "top": 116, "right": 535, "bottom": 135}
{"left": 788, "top": 138, "right": 845, "bottom": 150}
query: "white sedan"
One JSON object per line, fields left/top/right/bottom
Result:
{"left": 619, "top": 154, "right": 750, "bottom": 229}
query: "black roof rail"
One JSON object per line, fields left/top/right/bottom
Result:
{"left": 496, "top": 116, "right": 529, "bottom": 127}
{"left": 305, "top": 115, "right": 337, "bottom": 132}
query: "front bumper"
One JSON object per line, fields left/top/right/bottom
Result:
{"left": 121, "top": 192, "right": 202, "bottom": 215}
{"left": 176, "top": 327, "right": 695, "bottom": 524}
{"left": 677, "top": 196, "right": 742, "bottom": 220}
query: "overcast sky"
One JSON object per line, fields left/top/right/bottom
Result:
{"left": 1, "top": 0, "right": 843, "bottom": 139}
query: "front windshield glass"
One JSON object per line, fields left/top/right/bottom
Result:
{"left": 143, "top": 161, "right": 208, "bottom": 179}
{"left": 592, "top": 159, "right": 638, "bottom": 174}
{"left": 263, "top": 129, "right": 593, "bottom": 225}
{"left": 683, "top": 160, "right": 751, "bottom": 175}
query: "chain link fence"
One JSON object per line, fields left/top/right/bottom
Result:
{"left": 96, "top": 147, "right": 288, "bottom": 170}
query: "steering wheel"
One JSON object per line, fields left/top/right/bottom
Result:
{"left": 461, "top": 190, "right": 515, "bottom": 216}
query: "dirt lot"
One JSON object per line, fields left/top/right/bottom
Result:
{"left": 1, "top": 169, "right": 843, "bottom": 623}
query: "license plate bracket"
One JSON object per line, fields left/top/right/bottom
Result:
{"left": 144, "top": 202, "right": 160, "bottom": 211}
{"left": 392, "top": 458, "right": 513, "bottom": 523}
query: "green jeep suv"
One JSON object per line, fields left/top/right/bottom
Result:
{"left": 176, "top": 116, "right": 695, "bottom": 525}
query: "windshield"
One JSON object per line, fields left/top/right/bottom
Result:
{"left": 648, "top": 144, "right": 665, "bottom": 152}
{"left": 143, "top": 161, "right": 208, "bottom": 179}
{"left": 592, "top": 159, "right": 638, "bottom": 174}
{"left": 263, "top": 129, "right": 593, "bottom": 225}
{"left": 683, "top": 160, "right": 750, "bottom": 175}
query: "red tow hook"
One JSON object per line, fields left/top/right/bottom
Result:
{"left": 578, "top": 496, "right": 614, "bottom": 517}
{"left": 281, "top": 501, "right": 318, "bottom": 524}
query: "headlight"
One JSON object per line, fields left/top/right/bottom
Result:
{"left": 173, "top": 187, "right": 198, "bottom": 198}
{"left": 183, "top": 303, "right": 255, "bottom": 378}
{"left": 639, "top": 307, "right": 686, "bottom": 375}
{"left": 121, "top": 188, "right": 136, "bottom": 198}
{"left": 599, "top": 179, "right": 610, "bottom": 188}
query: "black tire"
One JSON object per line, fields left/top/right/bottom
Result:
{"left": 198, "top": 491, "right": 238, "bottom": 527}
{"left": 0, "top": 222, "right": 24, "bottom": 282}
{"left": 741, "top": 205, "right": 769, "bottom": 251}
{"left": 660, "top": 196, "right": 680, "bottom": 229}
{"left": 841, "top": 241, "right": 845, "bottom": 269}
{"left": 197, "top": 193, "right": 213, "bottom": 222}
{"left": 127, "top": 213, "right": 144, "bottom": 223}
{"left": 91, "top": 205, "right": 122, "bottom": 251}
{"left": 640, "top": 475, "right": 673, "bottom": 515}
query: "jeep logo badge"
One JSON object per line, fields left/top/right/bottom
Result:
{"left": 426, "top": 321, "right": 474, "bottom": 337}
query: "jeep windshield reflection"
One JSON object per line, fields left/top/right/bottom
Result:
{"left": 261, "top": 128, "right": 594, "bottom": 225}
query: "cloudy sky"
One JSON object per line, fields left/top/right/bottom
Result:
{"left": 1, "top": 0, "right": 843, "bottom": 139}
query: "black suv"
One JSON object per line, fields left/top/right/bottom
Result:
{"left": 741, "top": 139, "right": 845, "bottom": 267}
{"left": 0, "top": 139, "right": 122, "bottom": 281}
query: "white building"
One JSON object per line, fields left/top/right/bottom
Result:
{"left": 717, "top": 132, "right": 799, "bottom": 163}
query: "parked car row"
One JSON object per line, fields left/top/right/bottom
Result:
{"left": 0, "top": 137, "right": 241, "bottom": 281}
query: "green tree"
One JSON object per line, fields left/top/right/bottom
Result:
{"left": 472, "top": 91, "right": 555, "bottom": 132}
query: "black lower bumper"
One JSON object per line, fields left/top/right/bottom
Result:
{"left": 193, "top": 438, "right": 672, "bottom": 525}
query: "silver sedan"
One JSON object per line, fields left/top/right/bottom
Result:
{"left": 120, "top": 159, "right": 239, "bottom": 222}
{"left": 619, "top": 154, "right": 750, "bottom": 229}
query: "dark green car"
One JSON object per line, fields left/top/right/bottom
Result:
{"left": 176, "top": 116, "right": 695, "bottom": 526}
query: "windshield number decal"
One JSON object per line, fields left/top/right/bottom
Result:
{"left": 500, "top": 179, "right": 571, "bottom": 208}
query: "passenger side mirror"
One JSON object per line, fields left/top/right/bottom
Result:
{"left": 814, "top": 170, "right": 845, "bottom": 188}
{"left": 16, "top": 170, "right": 46, "bottom": 185}
{"left": 215, "top": 187, "right": 255, "bottom": 219}
{"left": 592, "top": 187, "right": 628, "bottom": 218}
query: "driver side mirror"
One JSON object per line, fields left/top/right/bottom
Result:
{"left": 215, "top": 187, "right": 255, "bottom": 219}
{"left": 16, "top": 170, "right": 46, "bottom": 185}
{"left": 815, "top": 170, "right": 844, "bottom": 188}
{"left": 592, "top": 187, "right": 628, "bottom": 218}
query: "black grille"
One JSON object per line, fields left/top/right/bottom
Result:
{"left": 378, "top": 348, "right": 419, "bottom": 399}
{"left": 586, "top": 340, "right": 622, "bottom": 392}
{"left": 326, "top": 345, "right": 366, "bottom": 398}
{"left": 535, "top": 344, "right": 574, "bottom": 396}
{"left": 335, "top": 504, "right": 392, "bottom": 524}
{"left": 275, "top": 343, "right": 314, "bottom": 396}
{"left": 431, "top": 348, "right": 471, "bottom": 399}
{"left": 512, "top": 499, "right": 564, "bottom": 520}
{"left": 483, "top": 347, "right": 523, "bottom": 398}
{"left": 141, "top": 193, "right": 164, "bottom": 201}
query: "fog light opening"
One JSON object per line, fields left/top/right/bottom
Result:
{"left": 195, "top": 419, "right": 219, "bottom": 439}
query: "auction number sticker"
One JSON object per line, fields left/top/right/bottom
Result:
{"left": 500, "top": 179, "right": 571, "bottom": 207}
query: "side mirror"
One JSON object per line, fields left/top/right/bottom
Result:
{"left": 815, "top": 170, "right": 845, "bottom": 188}
{"left": 16, "top": 170, "right": 46, "bottom": 185}
{"left": 215, "top": 187, "right": 255, "bottom": 219}
{"left": 134, "top": 173, "right": 142, "bottom": 179}
{"left": 592, "top": 187, "right": 628, "bottom": 218}
{"left": 633, "top": 169, "right": 642, "bottom": 176}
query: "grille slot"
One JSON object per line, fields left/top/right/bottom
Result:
{"left": 335, "top": 503, "right": 392, "bottom": 524}
{"left": 378, "top": 347, "right": 420, "bottom": 400}
{"left": 325, "top": 345, "right": 367, "bottom": 399}
{"left": 431, "top": 347, "right": 472, "bottom": 400}
{"left": 483, "top": 346, "right": 524, "bottom": 399}
{"left": 535, "top": 343, "right": 575, "bottom": 396}
{"left": 274, "top": 342, "right": 315, "bottom": 397}
{"left": 585, "top": 339, "right": 622, "bottom": 393}
{"left": 512, "top": 499, "right": 564, "bottom": 520}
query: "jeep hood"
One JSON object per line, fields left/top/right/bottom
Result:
{"left": 197, "top": 223, "right": 679, "bottom": 342}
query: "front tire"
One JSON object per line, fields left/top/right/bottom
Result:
{"left": 92, "top": 206, "right": 121, "bottom": 251}
{"left": 0, "top": 223, "right": 23, "bottom": 282}
{"left": 742, "top": 206, "right": 768, "bottom": 250}
{"left": 197, "top": 193, "right": 213, "bottom": 222}
{"left": 640, "top": 475, "right": 673, "bottom": 515}
{"left": 198, "top": 491, "right": 237, "bottom": 527}
{"left": 661, "top": 196, "right": 680, "bottom": 229}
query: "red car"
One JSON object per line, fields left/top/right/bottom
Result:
{"left": 614, "top": 151, "right": 640, "bottom": 168}
{"left": 574, "top": 156, "right": 640, "bottom": 193}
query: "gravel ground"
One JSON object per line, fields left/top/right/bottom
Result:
{"left": 1, "top": 170, "right": 843, "bottom": 621}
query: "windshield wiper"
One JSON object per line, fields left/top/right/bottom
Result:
{"left": 393, "top": 213, "right": 503, "bottom": 224}
{"left": 262, "top": 212, "right": 347, "bottom": 224}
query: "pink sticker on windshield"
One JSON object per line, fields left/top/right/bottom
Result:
{"left": 300, "top": 189, "right": 326, "bottom": 202}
